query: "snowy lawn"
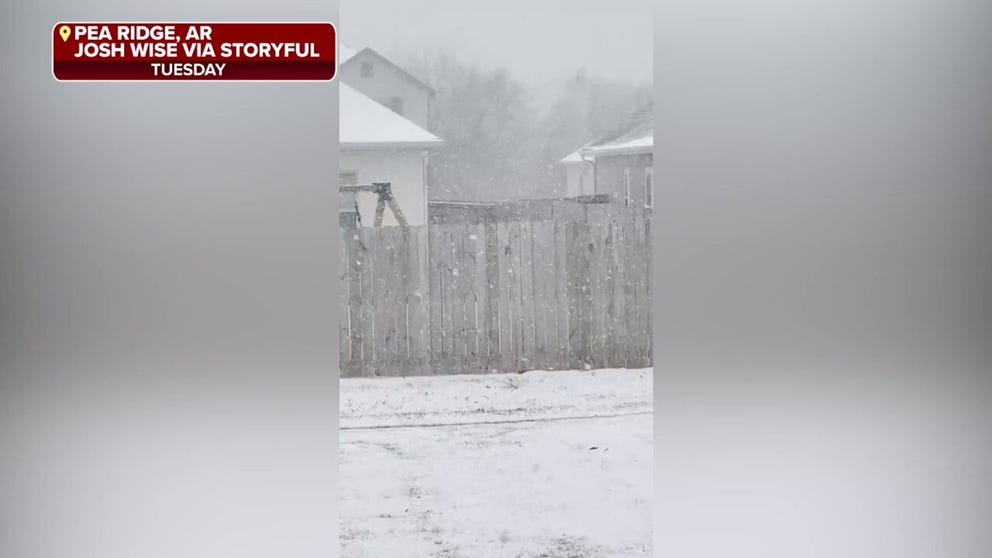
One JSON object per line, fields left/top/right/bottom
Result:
{"left": 340, "top": 368, "right": 652, "bottom": 558}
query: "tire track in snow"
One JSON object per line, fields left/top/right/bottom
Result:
{"left": 340, "top": 409, "right": 653, "bottom": 432}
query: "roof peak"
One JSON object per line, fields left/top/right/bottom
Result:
{"left": 340, "top": 45, "right": 436, "bottom": 96}
{"left": 590, "top": 100, "right": 653, "bottom": 148}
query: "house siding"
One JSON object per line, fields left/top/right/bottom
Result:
{"left": 594, "top": 152, "right": 653, "bottom": 207}
{"left": 340, "top": 51, "right": 432, "bottom": 131}
{"left": 340, "top": 149, "right": 428, "bottom": 227}
{"left": 564, "top": 162, "right": 595, "bottom": 197}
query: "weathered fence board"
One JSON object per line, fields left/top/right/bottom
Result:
{"left": 340, "top": 209, "right": 652, "bottom": 377}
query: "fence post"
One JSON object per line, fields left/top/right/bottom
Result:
{"left": 567, "top": 216, "right": 594, "bottom": 368}
{"left": 484, "top": 220, "right": 500, "bottom": 372}
{"left": 345, "top": 228, "right": 367, "bottom": 377}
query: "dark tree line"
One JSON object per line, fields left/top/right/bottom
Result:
{"left": 393, "top": 47, "right": 651, "bottom": 202}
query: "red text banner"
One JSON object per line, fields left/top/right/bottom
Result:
{"left": 53, "top": 22, "right": 336, "bottom": 81}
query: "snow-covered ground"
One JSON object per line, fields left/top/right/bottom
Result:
{"left": 340, "top": 368, "right": 652, "bottom": 558}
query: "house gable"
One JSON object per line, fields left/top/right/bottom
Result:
{"left": 340, "top": 47, "right": 435, "bottom": 96}
{"left": 339, "top": 47, "right": 435, "bottom": 130}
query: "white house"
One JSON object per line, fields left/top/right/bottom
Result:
{"left": 339, "top": 82, "right": 443, "bottom": 227}
{"left": 556, "top": 102, "right": 653, "bottom": 207}
{"left": 338, "top": 42, "right": 443, "bottom": 227}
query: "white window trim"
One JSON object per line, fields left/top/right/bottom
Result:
{"left": 644, "top": 166, "right": 653, "bottom": 209}
{"left": 623, "top": 168, "right": 632, "bottom": 207}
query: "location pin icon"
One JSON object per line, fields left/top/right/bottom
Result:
{"left": 59, "top": 25, "right": 71, "bottom": 42}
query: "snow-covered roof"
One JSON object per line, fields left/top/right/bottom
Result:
{"left": 582, "top": 101, "right": 653, "bottom": 157}
{"left": 582, "top": 131, "right": 652, "bottom": 156}
{"left": 559, "top": 143, "right": 595, "bottom": 164}
{"left": 340, "top": 83, "right": 444, "bottom": 149}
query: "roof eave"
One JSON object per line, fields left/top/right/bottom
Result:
{"left": 559, "top": 156, "right": 596, "bottom": 165}
{"left": 581, "top": 144, "right": 653, "bottom": 157}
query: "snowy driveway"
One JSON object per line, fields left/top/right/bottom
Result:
{"left": 340, "top": 369, "right": 652, "bottom": 558}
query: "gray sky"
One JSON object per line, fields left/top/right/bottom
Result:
{"left": 341, "top": 0, "right": 653, "bottom": 87}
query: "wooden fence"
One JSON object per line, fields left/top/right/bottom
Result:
{"left": 340, "top": 205, "right": 652, "bottom": 377}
